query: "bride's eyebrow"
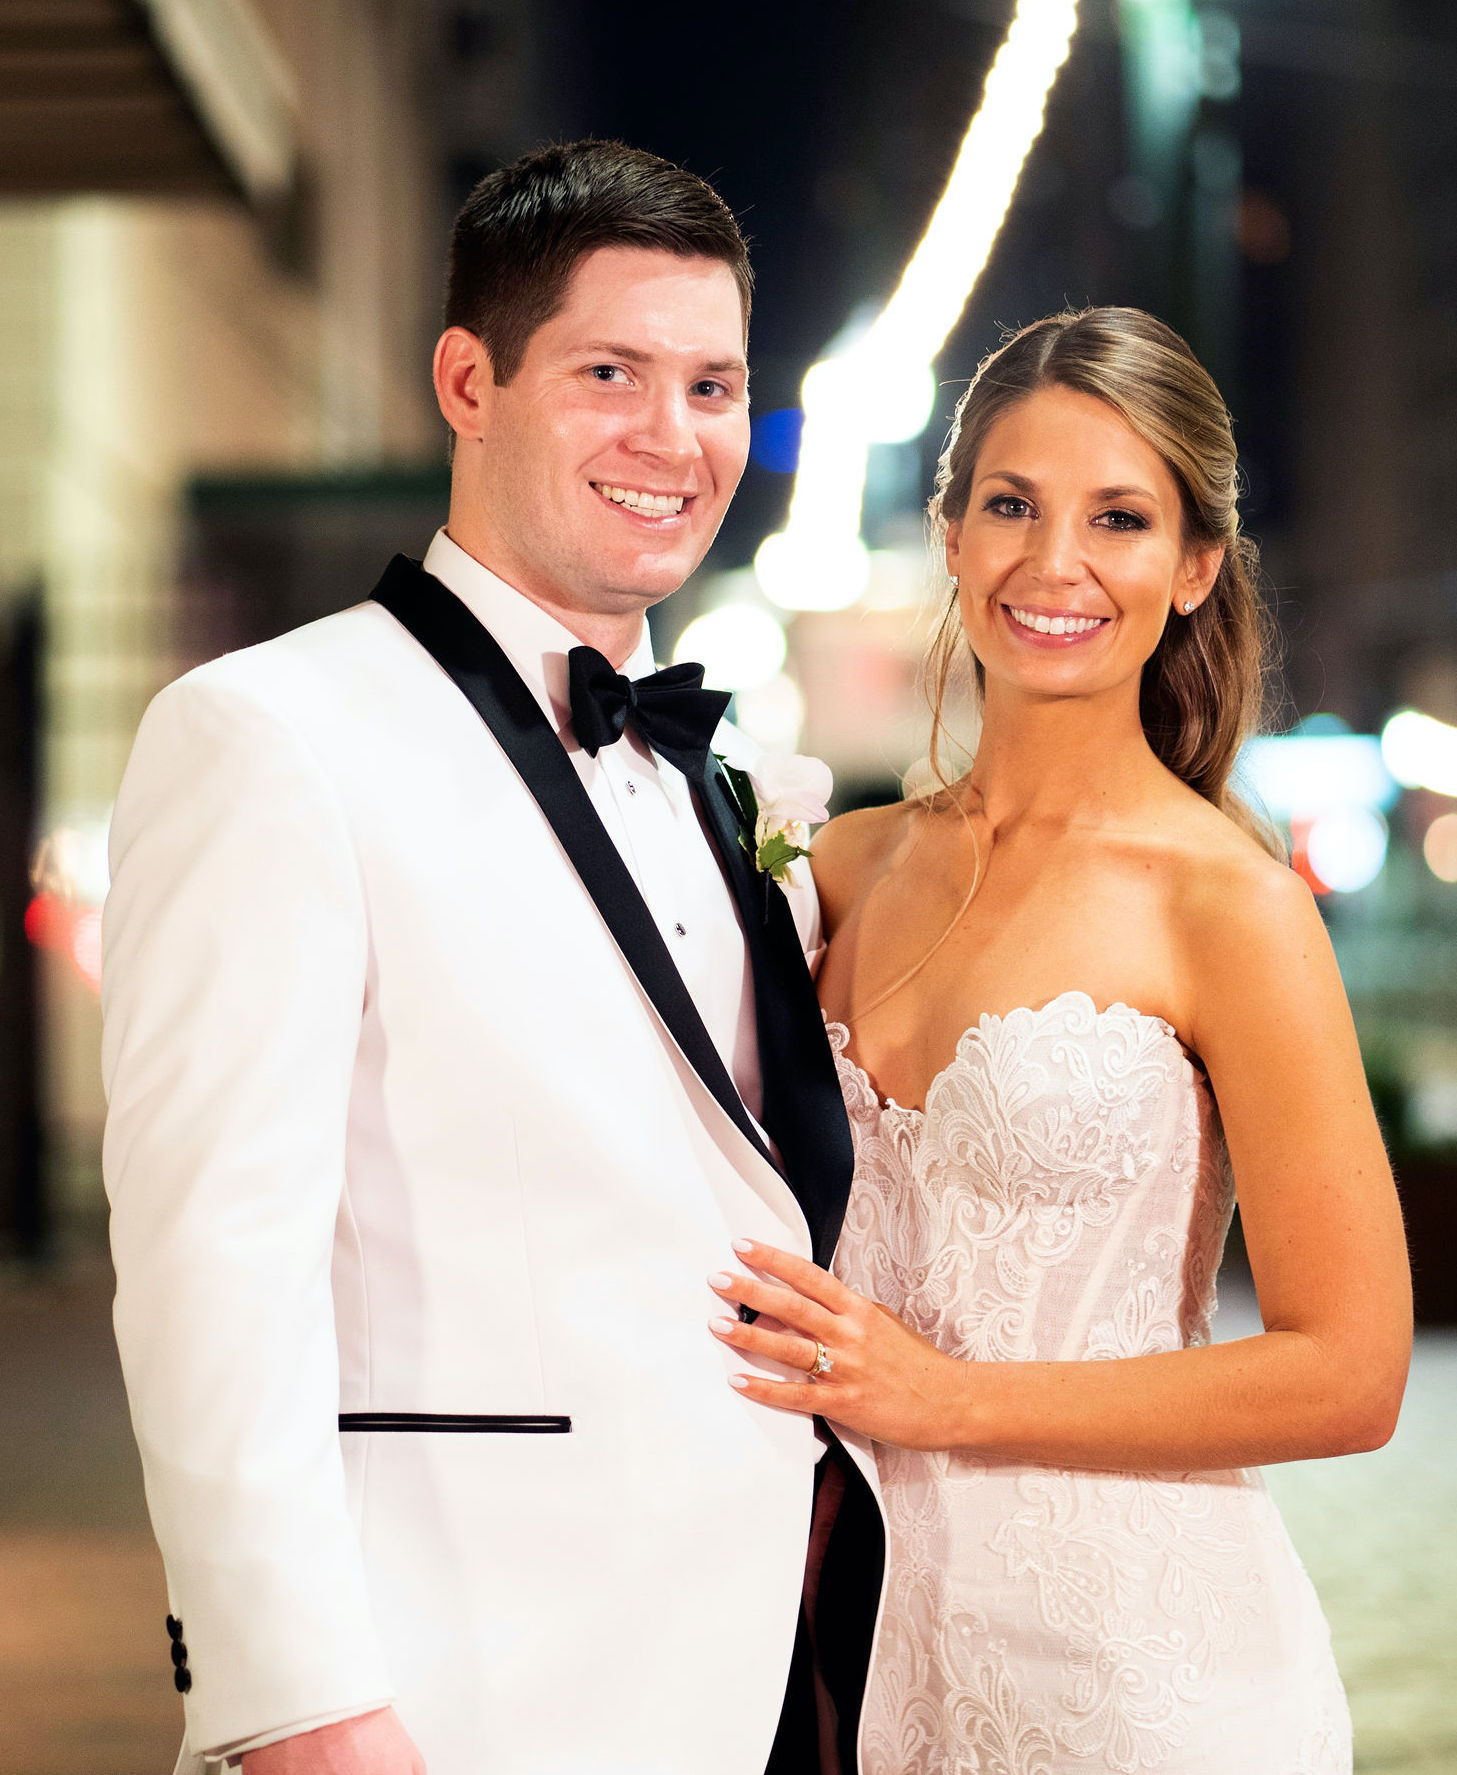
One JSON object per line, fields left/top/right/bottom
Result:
{"left": 1092, "top": 483, "right": 1157, "bottom": 502}
{"left": 974, "top": 470, "right": 1036, "bottom": 492}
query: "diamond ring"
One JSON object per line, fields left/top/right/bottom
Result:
{"left": 809, "top": 1339, "right": 834, "bottom": 1378}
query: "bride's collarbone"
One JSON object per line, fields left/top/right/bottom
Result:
{"left": 838, "top": 910, "right": 1190, "bottom": 1102}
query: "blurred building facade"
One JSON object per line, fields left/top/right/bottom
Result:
{"left": 0, "top": 0, "right": 449, "bottom": 1251}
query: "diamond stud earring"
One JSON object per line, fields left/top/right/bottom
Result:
{"left": 1182, "top": 600, "right": 1196, "bottom": 613}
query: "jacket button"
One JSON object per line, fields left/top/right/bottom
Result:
{"left": 174, "top": 1666, "right": 193, "bottom": 1694}
{"left": 165, "top": 1615, "right": 183, "bottom": 1642}
{"left": 170, "top": 1640, "right": 188, "bottom": 1669}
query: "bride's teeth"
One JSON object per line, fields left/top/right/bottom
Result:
{"left": 1007, "top": 605, "right": 1107, "bottom": 635}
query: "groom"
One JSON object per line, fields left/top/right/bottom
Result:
{"left": 103, "top": 140, "right": 881, "bottom": 1774}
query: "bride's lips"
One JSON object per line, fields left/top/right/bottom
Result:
{"left": 999, "top": 601, "right": 1112, "bottom": 648}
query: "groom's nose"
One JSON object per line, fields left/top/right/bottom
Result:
{"left": 624, "top": 386, "right": 701, "bottom": 466}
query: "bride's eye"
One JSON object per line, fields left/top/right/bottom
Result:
{"left": 1097, "top": 507, "right": 1149, "bottom": 531}
{"left": 986, "top": 495, "right": 1033, "bottom": 519}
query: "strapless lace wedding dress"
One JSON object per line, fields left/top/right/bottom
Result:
{"left": 829, "top": 992, "right": 1351, "bottom": 1775}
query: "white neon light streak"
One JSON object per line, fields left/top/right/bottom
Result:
{"left": 757, "top": 0, "right": 1080, "bottom": 613}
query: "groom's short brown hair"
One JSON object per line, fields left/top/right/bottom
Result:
{"left": 445, "top": 139, "right": 752, "bottom": 386}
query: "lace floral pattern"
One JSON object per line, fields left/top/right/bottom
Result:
{"left": 830, "top": 995, "right": 1351, "bottom": 1774}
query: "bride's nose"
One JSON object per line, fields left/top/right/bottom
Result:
{"left": 1026, "top": 516, "right": 1083, "bottom": 586}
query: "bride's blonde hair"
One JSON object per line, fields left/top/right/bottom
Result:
{"left": 924, "top": 307, "right": 1277, "bottom": 846}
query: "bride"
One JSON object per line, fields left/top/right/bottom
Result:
{"left": 709, "top": 308, "right": 1411, "bottom": 1773}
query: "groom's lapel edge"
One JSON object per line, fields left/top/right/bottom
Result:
{"left": 370, "top": 556, "right": 780, "bottom": 1176}
{"left": 698, "top": 753, "right": 771, "bottom": 935}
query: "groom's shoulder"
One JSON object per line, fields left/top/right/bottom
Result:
{"left": 181, "top": 597, "right": 400, "bottom": 698}
{"left": 150, "top": 595, "right": 415, "bottom": 738}
{"left": 125, "top": 598, "right": 423, "bottom": 800}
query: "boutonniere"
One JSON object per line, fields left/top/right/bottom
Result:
{"left": 717, "top": 752, "right": 834, "bottom": 885}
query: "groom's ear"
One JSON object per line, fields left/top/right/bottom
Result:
{"left": 433, "top": 327, "right": 496, "bottom": 444}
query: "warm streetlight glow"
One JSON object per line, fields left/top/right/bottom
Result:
{"left": 758, "top": 0, "right": 1080, "bottom": 613}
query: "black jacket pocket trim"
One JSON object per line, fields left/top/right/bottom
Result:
{"left": 338, "top": 1412, "right": 571, "bottom": 1434}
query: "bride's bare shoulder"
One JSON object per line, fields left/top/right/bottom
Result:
{"left": 812, "top": 798, "right": 922, "bottom": 935}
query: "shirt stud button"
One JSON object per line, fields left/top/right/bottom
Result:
{"left": 674, "top": 922, "right": 687, "bottom": 937}
{"left": 625, "top": 780, "right": 637, "bottom": 796}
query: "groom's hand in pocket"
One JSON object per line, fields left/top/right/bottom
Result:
{"left": 241, "top": 1708, "right": 425, "bottom": 1774}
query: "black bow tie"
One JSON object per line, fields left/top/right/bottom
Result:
{"left": 567, "top": 645, "right": 730, "bottom": 781}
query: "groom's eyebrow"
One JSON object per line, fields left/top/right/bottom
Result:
{"left": 579, "top": 340, "right": 748, "bottom": 376}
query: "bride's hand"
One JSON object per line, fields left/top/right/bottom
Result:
{"left": 708, "top": 1239, "right": 971, "bottom": 1450}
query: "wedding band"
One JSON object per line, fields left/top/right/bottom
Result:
{"left": 809, "top": 1339, "right": 834, "bottom": 1378}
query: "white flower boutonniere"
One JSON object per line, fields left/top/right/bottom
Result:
{"left": 718, "top": 752, "right": 833, "bottom": 885}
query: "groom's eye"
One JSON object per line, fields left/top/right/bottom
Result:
{"left": 589, "top": 364, "right": 629, "bottom": 383}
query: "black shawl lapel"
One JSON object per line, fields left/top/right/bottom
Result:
{"left": 698, "top": 755, "right": 856, "bottom": 1269}
{"left": 370, "top": 556, "right": 778, "bottom": 1174}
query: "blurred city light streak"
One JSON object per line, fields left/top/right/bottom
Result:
{"left": 756, "top": 0, "right": 1080, "bottom": 613}
{"left": 1238, "top": 731, "right": 1398, "bottom": 821}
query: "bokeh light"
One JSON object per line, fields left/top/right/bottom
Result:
{"left": 755, "top": 527, "right": 871, "bottom": 614}
{"left": 733, "top": 673, "right": 806, "bottom": 754}
{"left": 674, "top": 603, "right": 787, "bottom": 691}
{"left": 749, "top": 407, "right": 804, "bottom": 475}
{"left": 1381, "top": 708, "right": 1457, "bottom": 797}
{"left": 1423, "top": 812, "right": 1457, "bottom": 883}
{"left": 1305, "top": 805, "right": 1389, "bottom": 895}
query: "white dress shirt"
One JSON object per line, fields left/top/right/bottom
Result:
{"left": 421, "top": 528, "right": 764, "bottom": 1125}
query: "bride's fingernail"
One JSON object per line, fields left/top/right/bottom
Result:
{"left": 731, "top": 1239, "right": 754, "bottom": 1255}
{"left": 708, "top": 1271, "right": 735, "bottom": 1290}
{"left": 728, "top": 1375, "right": 751, "bottom": 1390}
{"left": 710, "top": 1316, "right": 739, "bottom": 1335}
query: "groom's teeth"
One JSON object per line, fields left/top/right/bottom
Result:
{"left": 593, "top": 483, "right": 686, "bottom": 514}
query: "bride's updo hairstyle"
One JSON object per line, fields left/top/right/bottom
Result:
{"left": 925, "top": 307, "right": 1274, "bottom": 836}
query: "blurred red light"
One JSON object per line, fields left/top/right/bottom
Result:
{"left": 1289, "top": 820, "right": 1332, "bottom": 896}
{"left": 25, "top": 892, "right": 102, "bottom": 993}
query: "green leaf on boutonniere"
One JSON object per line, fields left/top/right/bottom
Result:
{"left": 755, "top": 830, "right": 812, "bottom": 883}
{"left": 716, "top": 757, "right": 761, "bottom": 854}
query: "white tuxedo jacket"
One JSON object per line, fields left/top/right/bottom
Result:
{"left": 103, "top": 555, "right": 881, "bottom": 1773}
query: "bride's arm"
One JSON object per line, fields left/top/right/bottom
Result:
{"left": 709, "top": 860, "right": 1412, "bottom": 1471}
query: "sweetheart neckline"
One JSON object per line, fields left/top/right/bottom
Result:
{"left": 824, "top": 988, "right": 1202, "bottom": 1120}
